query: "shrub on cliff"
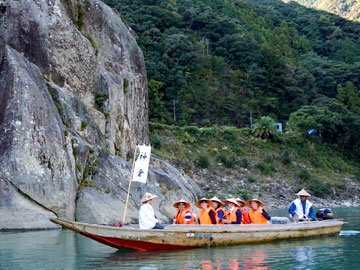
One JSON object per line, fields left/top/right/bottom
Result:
{"left": 252, "top": 116, "right": 277, "bottom": 139}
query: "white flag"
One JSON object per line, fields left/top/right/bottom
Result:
{"left": 131, "top": 144, "right": 151, "bottom": 183}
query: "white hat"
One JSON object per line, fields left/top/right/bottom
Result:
{"left": 224, "top": 198, "right": 240, "bottom": 207}
{"left": 210, "top": 196, "right": 223, "bottom": 206}
{"left": 296, "top": 189, "right": 311, "bottom": 197}
{"left": 173, "top": 199, "right": 191, "bottom": 209}
{"left": 245, "top": 198, "right": 264, "bottom": 208}
{"left": 140, "top": 192, "right": 158, "bottom": 203}
{"left": 195, "top": 198, "right": 211, "bottom": 208}
{"left": 235, "top": 198, "right": 245, "bottom": 207}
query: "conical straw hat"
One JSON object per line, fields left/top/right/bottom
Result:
{"left": 195, "top": 198, "right": 211, "bottom": 208}
{"left": 235, "top": 198, "right": 245, "bottom": 207}
{"left": 245, "top": 198, "right": 264, "bottom": 208}
{"left": 296, "top": 189, "right": 311, "bottom": 197}
{"left": 224, "top": 198, "right": 240, "bottom": 207}
{"left": 173, "top": 199, "right": 191, "bottom": 209}
{"left": 140, "top": 192, "right": 158, "bottom": 203}
{"left": 210, "top": 196, "right": 223, "bottom": 206}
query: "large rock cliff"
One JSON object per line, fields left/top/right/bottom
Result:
{"left": 283, "top": 0, "right": 360, "bottom": 22}
{"left": 0, "top": 0, "right": 201, "bottom": 229}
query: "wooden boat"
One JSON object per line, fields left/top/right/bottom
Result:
{"left": 51, "top": 218, "right": 344, "bottom": 251}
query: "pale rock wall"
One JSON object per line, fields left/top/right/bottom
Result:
{"left": 0, "top": 0, "right": 201, "bottom": 229}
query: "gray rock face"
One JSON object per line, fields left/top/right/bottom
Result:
{"left": 0, "top": 0, "right": 148, "bottom": 158}
{"left": 82, "top": 0, "right": 149, "bottom": 157}
{"left": 0, "top": 178, "right": 58, "bottom": 230}
{"left": 76, "top": 154, "right": 202, "bottom": 225}
{"left": 1, "top": 0, "right": 96, "bottom": 94}
{"left": 0, "top": 0, "right": 200, "bottom": 230}
{"left": 0, "top": 47, "right": 78, "bottom": 222}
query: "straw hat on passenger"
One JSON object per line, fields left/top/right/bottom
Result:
{"left": 140, "top": 192, "right": 158, "bottom": 203}
{"left": 173, "top": 199, "right": 191, "bottom": 209}
{"left": 210, "top": 196, "right": 223, "bottom": 206}
{"left": 195, "top": 198, "right": 211, "bottom": 208}
{"left": 224, "top": 198, "right": 240, "bottom": 207}
{"left": 296, "top": 189, "right": 311, "bottom": 197}
{"left": 235, "top": 198, "right": 246, "bottom": 207}
{"left": 245, "top": 198, "right": 264, "bottom": 208}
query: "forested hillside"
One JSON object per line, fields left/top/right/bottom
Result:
{"left": 284, "top": 0, "right": 360, "bottom": 22}
{"left": 104, "top": 0, "right": 360, "bottom": 160}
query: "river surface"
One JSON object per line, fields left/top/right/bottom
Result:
{"left": 1, "top": 207, "right": 359, "bottom": 270}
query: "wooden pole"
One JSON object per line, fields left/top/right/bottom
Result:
{"left": 122, "top": 147, "right": 138, "bottom": 226}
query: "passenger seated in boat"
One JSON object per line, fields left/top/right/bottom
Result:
{"left": 246, "top": 199, "right": 271, "bottom": 224}
{"left": 173, "top": 199, "right": 195, "bottom": 224}
{"left": 288, "top": 189, "right": 315, "bottom": 221}
{"left": 196, "top": 198, "right": 217, "bottom": 225}
{"left": 223, "top": 198, "right": 242, "bottom": 224}
{"left": 236, "top": 198, "right": 251, "bottom": 224}
{"left": 210, "top": 196, "right": 225, "bottom": 224}
{"left": 139, "top": 192, "right": 164, "bottom": 229}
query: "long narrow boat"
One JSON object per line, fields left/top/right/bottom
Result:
{"left": 51, "top": 218, "right": 344, "bottom": 251}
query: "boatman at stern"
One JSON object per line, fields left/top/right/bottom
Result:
{"left": 288, "top": 189, "right": 315, "bottom": 221}
{"left": 139, "top": 192, "right": 164, "bottom": 229}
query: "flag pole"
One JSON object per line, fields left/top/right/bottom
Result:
{"left": 122, "top": 146, "right": 138, "bottom": 226}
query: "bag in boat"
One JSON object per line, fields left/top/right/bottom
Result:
{"left": 271, "top": 217, "right": 290, "bottom": 224}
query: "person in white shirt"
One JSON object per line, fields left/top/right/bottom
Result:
{"left": 138, "top": 192, "right": 164, "bottom": 229}
{"left": 288, "top": 189, "right": 315, "bottom": 221}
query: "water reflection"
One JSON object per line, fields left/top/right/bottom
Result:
{"left": 95, "top": 236, "right": 343, "bottom": 270}
{"left": 243, "top": 251, "right": 268, "bottom": 270}
{"left": 0, "top": 230, "right": 77, "bottom": 270}
{"left": 292, "top": 246, "right": 315, "bottom": 270}
{"left": 0, "top": 230, "right": 347, "bottom": 270}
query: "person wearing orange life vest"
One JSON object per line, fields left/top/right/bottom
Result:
{"left": 223, "top": 198, "right": 242, "bottom": 224}
{"left": 246, "top": 199, "right": 271, "bottom": 224}
{"left": 196, "top": 198, "right": 217, "bottom": 225}
{"left": 173, "top": 199, "right": 195, "bottom": 224}
{"left": 210, "top": 196, "right": 225, "bottom": 224}
{"left": 236, "top": 198, "right": 251, "bottom": 224}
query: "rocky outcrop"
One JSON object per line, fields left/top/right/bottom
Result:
{"left": 76, "top": 154, "right": 201, "bottom": 225}
{"left": 0, "top": 47, "right": 78, "bottom": 225}
{"left": 0, "top": 0, "right": 148, "bottom": 158}
{"left": 283, "top": 0, "right": 360, "bottom": 22}
{"left": 0, "top": 0, "right": 201, "bottom": 230}
{"left": 0, "top": 178, "right": 58, "bottom": 230}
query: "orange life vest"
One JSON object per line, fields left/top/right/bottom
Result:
{"left": 199, "top": 207, "right": 217, "bottom": 225}
{"left": 215, "top": 207, "right": 225, "bottom": 225}
{"left": 224, "top": 206, "right": 240, "bottom": 223}
{"left": 241, "top": 208, "right": 251, "bottom": 224}
{"left": 174, "top": 208, "right": 194, "bottom": 224}
{"left": 249, "top": 207, "right": 268, "bottom": 224}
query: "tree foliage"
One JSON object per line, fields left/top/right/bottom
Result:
{"left": 253, "top": 116, "right": 277, "bottom": 139}
{"left": 103, "top": 0, "right": 360, "bottom": 159}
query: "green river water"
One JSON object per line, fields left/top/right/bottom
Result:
{"left": 1, "top": 207, "right": 359, "bottom": 270}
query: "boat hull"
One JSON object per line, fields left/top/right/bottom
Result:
{"left": 51, "top": 218, "right": 344, "bottom": 251}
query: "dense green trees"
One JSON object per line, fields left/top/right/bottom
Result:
{"left": 103, "top": 0, "right": 360, "bottom": 159}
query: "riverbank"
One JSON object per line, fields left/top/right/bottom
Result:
{"left": 150, "top": 123, "right": 360, "bottom": 209}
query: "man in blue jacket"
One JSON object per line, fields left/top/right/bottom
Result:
{"left": 288, "top": 189, "right": 315, "bottom": 221}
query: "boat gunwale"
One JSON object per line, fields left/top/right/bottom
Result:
{"left": 51, "top": 218, "right": 344, "bottom": 235}
{"left": 50, "top": 218, "right": 344, "bottom": 250}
